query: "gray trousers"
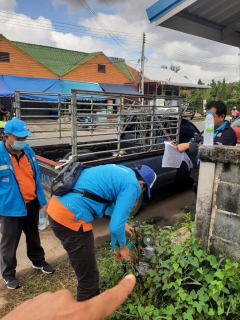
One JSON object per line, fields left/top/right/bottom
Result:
{"left": 49, "top": 216, "right": 99, "bottom": 301}
{"left": 0, "top": 198, "right": 45, "bottom": 280}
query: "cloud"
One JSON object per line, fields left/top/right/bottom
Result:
{"left": 0, "top": 0, "right": 17, "bottom": 12}
{"left": 52, "top": 0, "right": 83, "bottom": 12}
{"left": 51, "top": 31, "right": 116, "bottom": 56}
{"left": 1, "top": 0, "right": 238, "bottom": 84}
{"left": 0, "top": 12, "right": 56, "bottom": 47}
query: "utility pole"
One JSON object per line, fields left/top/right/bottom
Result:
{"left": 139, "top": 32, "right": 146, "bottom": 95}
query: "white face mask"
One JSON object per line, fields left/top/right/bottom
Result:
{"left": 7, "top": 137, "right": 26, "bottom": 151}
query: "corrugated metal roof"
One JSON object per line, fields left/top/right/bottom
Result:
{"left": 11, "top": 41, "right": 94, "bottom": 76}
{"left": 110, "top": 57, "right": 135, "bottom": 81}
{"left": 147, "top": 0, "right": 240, "bottom": 46}
{"left": 11, "top": 41, "right": 135, "bottom": 80}
{"left": 144, "top": 67, "right": 210, "bottom": 88}
{"left": 145, "top": 67, "right": 192, "bottom": 83}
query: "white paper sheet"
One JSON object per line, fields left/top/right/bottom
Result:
{"left": 162, "top": 142, "right": 193, "bottom": 170}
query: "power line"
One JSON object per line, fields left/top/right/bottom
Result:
{"left": 76, "top": 0, "right": 138, "bottom": 59}
{"left": 0, "top": 10, "right": 237, "bottom": 70}
{"left": 146, "top": 38, "right": 239, "bottom": 67}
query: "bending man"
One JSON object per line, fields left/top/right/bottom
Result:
{"left": 47, "top": 164, "right": 156, "bottom": 301}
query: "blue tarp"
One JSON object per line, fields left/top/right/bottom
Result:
{"left": 0, "top": 76, "right": 13, "bottom": 97}
{"left": 99, "top": 83, "right": 139, "bottom": 94}
{"left": 4, "top": 76, "right": 61, "bottom": 102}
{"left": 60, "top": 81, "right": 105, "bottom": 101}
{"left": 0, "top": 76, "right": 106, "bottom": 101}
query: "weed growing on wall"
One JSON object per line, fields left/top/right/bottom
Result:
{"left": 98, "top": 214, "right": 240, "bottom": 319}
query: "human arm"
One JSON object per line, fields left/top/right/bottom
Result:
{"left": 176, "top": 143, "right": 190, "bottom": 153}
{"left": 109, "top": 184, "right": 140, "bottom": 251}
{"left": 27, "top": 147, "right": 47, "bottom": 207}
{"left": 2, "top": 274, "right": 136, "bottom": 320}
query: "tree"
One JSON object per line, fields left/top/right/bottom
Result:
{"left": 210, "top": 79, "right": 218, "bottom": 99}
{"left": 198, "top": 79, "right": 205, "bottom": 85}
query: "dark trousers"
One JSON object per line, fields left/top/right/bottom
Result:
{"left": 0, "top": 198, "right": 45, "bottom": 280}
{"left": 49, "top": 217, "right": 99, "bottom": 302}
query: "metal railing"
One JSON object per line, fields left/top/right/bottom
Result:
{"left": 14, "top": 90, "right": 182, "bottom": 162}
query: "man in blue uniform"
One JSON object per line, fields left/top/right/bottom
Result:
{"left": 47, "top": 163, "right": 156, "bottom": 301}
{"left": 0, "top": 119, "right": 54, "bottom": 290}
{"left": 175, "top": 100, "right": 237, "bottom": 193}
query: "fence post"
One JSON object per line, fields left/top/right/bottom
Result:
{"left": 71, "top": 90, "right": 77, "bottom": 162}
{"left": 14, "top": 91, "right": 21, "bottom": 119}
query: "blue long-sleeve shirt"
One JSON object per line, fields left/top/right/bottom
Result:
{"left": 54, "top": 164, "right": 141, "bottom": 249}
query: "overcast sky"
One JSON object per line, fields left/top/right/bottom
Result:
{"left": 1, "top": 0, "right": 239, "bottom": 84}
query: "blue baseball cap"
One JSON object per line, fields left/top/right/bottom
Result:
{"left": 4, "top": 119, "right": 32, "bottom": 138}
{"left": 135, "top": 165, "right": 157, "bottom": 198}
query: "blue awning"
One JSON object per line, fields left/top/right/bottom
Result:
{"left": 60, "top": 81, "right": 105, "bottom": 101}
{"left": 99, "top": 83, "right": 139, "bottom": 94}
{"left": 146, "top": 0, "right": 191, "bottom": 24}
{"left": 0, "top": 75, "right": 13, "bottom": 97}
{"left": 3, "top": 76, "right": 61, "bottom": 101}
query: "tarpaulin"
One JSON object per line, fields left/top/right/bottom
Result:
{"left": 3, "top": 76, "right": 61, "bottom": 101}
{"left": 60, "top": 81, "right": 105, "bottom": 101}
{"left": 0, "top": 75, "right": 13, "bottom": 97}
{"left": 99, "top": 83, "right": 139, "bottom": 94}
{"left": 0, "top": 76, "right": 106, "bottom": 101}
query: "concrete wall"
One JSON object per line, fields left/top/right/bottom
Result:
{"left": 195, "top": 145, "right": 240, "bottom": 262}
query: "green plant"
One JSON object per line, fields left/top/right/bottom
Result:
{"left": 98, "top": 214, "right": 240, "bottom": 319}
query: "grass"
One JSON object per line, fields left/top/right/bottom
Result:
{"left": 0, "top": 243, "right": 110, "bottom": 318}
{"left": 0, "top": 260, "right": 77, "bottom": 317}
{"left": 0, "top": 208, "right": 195, "bottom": 318}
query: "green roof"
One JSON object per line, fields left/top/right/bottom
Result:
{"left": 11, "top": 41, "right": 97, "bottom": 76}
{"left": 110, "top": 57, "right": 134, "bottom": 81}
{"left": 11, "top": 41, "right": 134, "bottom": 81}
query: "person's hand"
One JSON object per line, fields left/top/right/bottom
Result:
{"left": 2, "top": 274, "right": 136, "bottom": 320}
{"left": 125, "top": 223, "right": 134, "bottom": 237}
{"left": 176, "top": 143, "right": 190, "bottom": 153}
{"left": 119, "top": 245, "right": 130, "bottom": 261}
{"left": 169, "top": 141, "right": 177, "bottom": 147}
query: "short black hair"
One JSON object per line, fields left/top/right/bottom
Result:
{"left": 205, "top": 100, "right": 227, "bottom": 118}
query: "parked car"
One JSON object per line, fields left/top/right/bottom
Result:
{"left": 231, "top": 119, "right": 240, "bottom": 145}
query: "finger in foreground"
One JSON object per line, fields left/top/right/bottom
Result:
{"left": 83, "top": 274, "right": 136, "bottom": 320}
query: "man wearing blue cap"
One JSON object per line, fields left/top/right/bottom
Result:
{"left": 47, "top": 163, "right": 156, "bottom": 301}
{"left": 0, "top": 119, "right": 54, "bottom": 290}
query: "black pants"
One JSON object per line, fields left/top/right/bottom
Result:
{"left": 49, "top": 217, "right": 99, "bottom": 301}
{"left": 0, "top": 198, "right": 45, "bottom": 280}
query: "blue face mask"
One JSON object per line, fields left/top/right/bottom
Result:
{"left": 8, "top": 137, "right": 26, "bottom": 151}
{"left": 12, "top": 141, "right": 27, "bottom": 151}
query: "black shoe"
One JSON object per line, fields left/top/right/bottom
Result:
{"left": 3, "top": 277, "right": 20, "bottom": 290}
{"left": 32, "top": 262, "right": 54, "bottom": 274}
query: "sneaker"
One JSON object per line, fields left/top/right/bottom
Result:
{"left": 32, "top": 262, "right": 55, "bottom": 274}
{"left": 3, "top": 277, "right": 20, "bottom": 290}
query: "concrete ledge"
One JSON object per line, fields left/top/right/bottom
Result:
{"left": 198, "top": 145, "right": 240, "bottom": 164}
